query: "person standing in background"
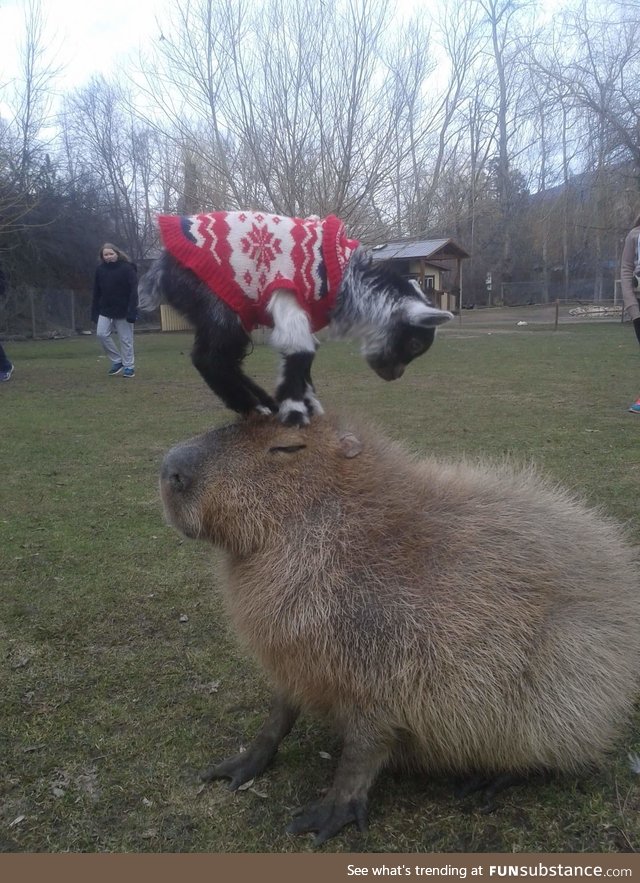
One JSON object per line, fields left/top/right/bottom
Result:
{"left": 92, "top": 243, "right": 138, "bottom": 377}
{"left": 0, "top": 261, "right": 13, "bottom": 382}
{"left": 620, "top": 213, "right": 640, "bottom": 413}
{"left": 0, "top": 342, "right": 13, "bottom": 382}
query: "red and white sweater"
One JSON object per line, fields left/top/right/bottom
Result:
{"left": 158, "top": 211, "right": 360, "bottom": 331}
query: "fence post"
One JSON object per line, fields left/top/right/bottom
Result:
{"left": 70, "top": 290, "right": 75, "bottom": 333}
{"left": 554, "top": 298, "right": 559, "bottom": 331}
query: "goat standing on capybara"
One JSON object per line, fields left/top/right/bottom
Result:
{"left": 160, "top": 415, "right": 640, "bottom": 845}
{"left": 138, "top": 211, "right": 453, "bottom": 426}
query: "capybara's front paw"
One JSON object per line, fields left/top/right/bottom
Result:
{"left": 200, "top": 751, "right": 266, "bottom": 791}
{"left": 286, "top": 794, "right": 369, "bottom": 845}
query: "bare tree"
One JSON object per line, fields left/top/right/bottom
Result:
{"left": 135, "top": 0, "right": 441, "bottom": 237}
{"left": 62, "top": 77, "right": 162, "bottom": 257}
{"left": 398, "top": 0, "right": 485, "bottom": 237}
{"left": 538, "top": 0, "right": 640, "bottom": 298}
{"left": 0, "top": 0, "right": 59, "bottom": 240}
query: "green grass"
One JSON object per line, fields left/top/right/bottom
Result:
{"left": 1, "top": 323, "right": 639, "bottom": 853}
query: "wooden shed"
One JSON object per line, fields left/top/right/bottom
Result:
{"left": 371, "top": 237, "right": 470, "bottom": 312}
{"left": 160, "top": 304, "right": 193, "bottom": 332}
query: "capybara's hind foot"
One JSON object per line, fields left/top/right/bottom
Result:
{"left": 286, "top": 794, "right": 369, "bottom": 846}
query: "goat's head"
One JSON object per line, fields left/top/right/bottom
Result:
{"left": 361, "top": 275, "right": 453, "bottom": 381}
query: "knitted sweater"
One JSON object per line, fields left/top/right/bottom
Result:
{"left": 157, "top": 211, "right": 360, "bottom": 331}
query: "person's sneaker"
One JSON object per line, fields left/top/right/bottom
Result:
{"left": 108, "top": 361, "right": 123, "bottom": 376}
{"left": 629, "top": 398, "right": 640, "bottom": 413}
{"left": 0, "top": 363, "right": 14, "bottom": 382}
{"left": 123, "top": 367, "right": 135, "bottom": 378}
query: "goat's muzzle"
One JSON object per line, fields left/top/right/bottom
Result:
{"left": 369, "top": 361, "right": 406, "bottom": 381}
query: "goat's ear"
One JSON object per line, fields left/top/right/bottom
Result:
{"left": 406, "top": 302, "right": 454, "bottom": 327}
{"left": 338, "top": 431, "right": 363, "bottom": 459}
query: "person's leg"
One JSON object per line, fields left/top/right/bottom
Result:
{"left": 0, "top": 343, "right": 12, "bottom": 372}
{"left": 96, "top": 315, "right": 123, "bottom": 370}
{"left": 0, "top": 342, "right": 13, "bottom": 380}
{"left": 114, "top": 319, "right": 134, "bottom": 370}
{"left": 629, "top": 318, "right": 640, "bottom": 412}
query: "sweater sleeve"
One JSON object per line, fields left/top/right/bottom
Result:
{"left": 91, "top": 268, "right": 101, "bottom": 323}
{"left": 620, "top": 228, "right": 640, "bottom": 322}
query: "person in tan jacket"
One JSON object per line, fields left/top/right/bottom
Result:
{"left": 620, "top": 213, "right": 640, "bottom": 413}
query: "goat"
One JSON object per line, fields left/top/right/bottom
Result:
{"left": 138, "top": 211, "right": 453, "bottom": 425}
{"left": 159, "top": 413, "right": 640, "bottom": 845}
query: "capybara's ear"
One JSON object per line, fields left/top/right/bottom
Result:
{"left": 337, "top": 431, "right": 363, "bottom": 459}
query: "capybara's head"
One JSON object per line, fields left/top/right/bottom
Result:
{"left": 160, "top": 415, "right": 366, "bottom": 555}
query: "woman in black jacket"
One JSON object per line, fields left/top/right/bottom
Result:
{"left": 92, "top": 243, "right": 138, "bottom": 377}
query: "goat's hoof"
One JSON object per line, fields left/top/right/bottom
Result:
{"left": 304, "top": 393, "right": 325, "bottom": 417}
{"left": 277, "top": 400, "right": 310, "bottom": 427}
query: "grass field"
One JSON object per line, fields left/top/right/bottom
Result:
{"left": 1, "top": 322, "right": 640, "bottom": 854}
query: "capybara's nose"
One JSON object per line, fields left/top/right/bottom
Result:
{"left": 161, "top": 444, "right": 202, "bottom": 493}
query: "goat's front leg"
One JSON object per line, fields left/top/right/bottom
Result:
{"left": 276, "top": 351, "right": 325, "bottom": 426}
{"left": 192, "top": 327, "right": 276, "bottom": 416}
{"left": 268, "top": 291, "right": 323, "bottom": 426}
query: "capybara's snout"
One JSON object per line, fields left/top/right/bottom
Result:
{"left": 160, "top": 440, "right": 210, "bottom": 537}
{"left": 160, "top": 442, "right": 203, "bottom": 495}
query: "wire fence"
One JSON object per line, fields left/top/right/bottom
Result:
{"left": 457, "top": 299, "right": 626, "bottom": 327}
{"left": 0, "top": 283, "right": 631, "bottom": 339}
{"left": 0, "top": 287, "right": 157, "bottom": 338}
{"left": 483, "top": 276, "right": 620, "bottom": 308}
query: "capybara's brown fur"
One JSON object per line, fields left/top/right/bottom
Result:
{"left": 160, "top": 414, "right": 640, "bottom": 844}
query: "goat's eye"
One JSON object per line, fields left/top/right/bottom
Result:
{"left": 269, "top": 444, "right": 307, "bottom": 455}
{"left": 408, "top": 338, "right": 425, "bottom": 356}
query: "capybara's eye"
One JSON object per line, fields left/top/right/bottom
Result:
{"left": 268, "top": 445, "right": 307, "bottom": 455}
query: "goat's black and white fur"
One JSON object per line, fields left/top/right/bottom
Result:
{"left": 139, "top": 245, "right": 453, "bottom": 425}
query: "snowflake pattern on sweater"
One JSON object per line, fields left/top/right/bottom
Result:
{"left": 157, "top": 211, "right": 359, "bottom": 331}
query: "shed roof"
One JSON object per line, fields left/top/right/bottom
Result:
{"left": 371, "top": 237, "right": 470, "bottom": 262}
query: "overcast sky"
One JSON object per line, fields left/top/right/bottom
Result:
{"left": 0, "top": 0, "right": 564, "bottom": 102}
{"left": 0, "top": 0, "right": 169, "bottom": 95}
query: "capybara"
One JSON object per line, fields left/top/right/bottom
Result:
{"left": 160, "top": 414, "right": 640, "bottom": 844}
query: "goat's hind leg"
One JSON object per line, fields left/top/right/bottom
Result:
{"left": 192, "top": 324, "right": 276, "bottom": 416}
{"left": 170, "top": 270, "right": 276, "bottom": 416}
